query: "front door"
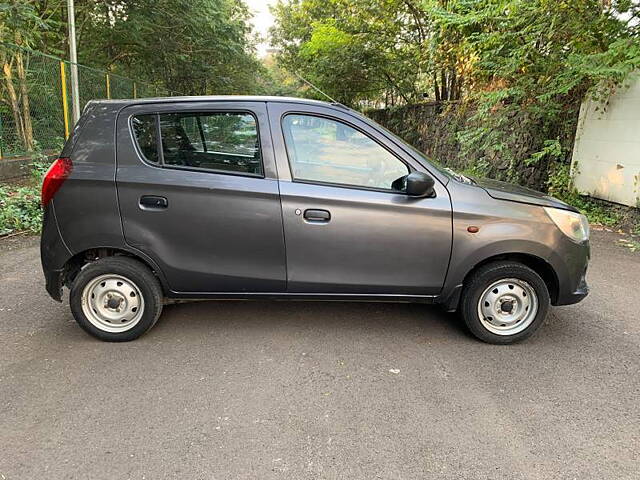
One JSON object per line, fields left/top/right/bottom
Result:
{"left": 116, "top": 101, "right": 286, "bottom": 294}
{"left": 268, "top": 103, "right": 452, "bottom": 296}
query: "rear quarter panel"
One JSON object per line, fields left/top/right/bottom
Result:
{"left": 53, "top": 102, "right": 126, "bottom": 253}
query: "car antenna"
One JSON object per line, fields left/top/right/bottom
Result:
{"left": 293, "top": 71, "right": 342, "bottom": 105}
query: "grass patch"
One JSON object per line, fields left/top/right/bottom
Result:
{"left": 0, "top": 159, "right": 49, "bottom": 237}
{"left": 0, "top": 184, "right": 42, "bottom": 236}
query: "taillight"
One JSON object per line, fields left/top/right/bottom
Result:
{"left": 41, "top": 157, "right": 73, "bottom": 207}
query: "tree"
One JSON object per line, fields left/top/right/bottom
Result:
{"left": 271, "top": 0, "right": 432, "bottom": 106}
{"left": 0, "top": 1, "right": 47, "bottom": 151}
{"left": 432, "top": 0, "right": 640, "bottom": 183}
{"left": 271, "top": 0, "right": 640, "bottom": 109}
{"left": 3, "top": 0, "right": 262, "bottom": 96}
{"left": 72, "top": 0, "right": 261, "bottom": 95}
{"left": 271, "top": 0, "right": 640, "bottom": 190}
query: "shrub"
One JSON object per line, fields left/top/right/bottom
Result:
{"left": 0, "top": 184, "right": 42, "bottom": 235}
{"left": 0, "top": 159, "right": 48, "bottom": 236}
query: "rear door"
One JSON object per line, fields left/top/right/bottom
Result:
{"left": 268, "top": 102, "right": 452, "bottom": 296}
{"left": 116, "top": 101, "right": 285, "bottom": 294}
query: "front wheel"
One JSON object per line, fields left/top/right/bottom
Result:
{"left": 70, "top": 257, "right": 163, "bottom": 341}
{"left": 460, "top": 261, "right": 550, "bottom": 344}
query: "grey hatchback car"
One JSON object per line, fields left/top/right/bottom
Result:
{"left": 40, "top": 96, "right": 589, "bottom": 343}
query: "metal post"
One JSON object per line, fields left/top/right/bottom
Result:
{"left": 67, "top": 0, "right": 81, "bottom": 123}
{"left": 106, "top": 73, "right": 111, "bottom": 99}
{"left": 133, "top": 82, "right": 137, "bottom": 99}
{"left": 60, "top": 62, "right": 71, "bottom": 139}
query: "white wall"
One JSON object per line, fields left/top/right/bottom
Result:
{"left": 571, "top": 75, "right": 640, "bottom": 208}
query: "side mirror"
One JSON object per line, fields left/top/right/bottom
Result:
{"left": 405, "top": 171, "right": 435, "bottom": 197}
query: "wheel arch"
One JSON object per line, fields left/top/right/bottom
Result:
{"left": 440, "top": 252, "right": 559, "bottom": 311}
{"left": 62, "top": 246, "right": 169, "bottom": 294}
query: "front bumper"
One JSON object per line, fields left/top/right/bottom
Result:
{"left": 554, "top": 265, "right": 588, "bottom": 305}
{"left": 551, "top": 238, "right": 590, "bottom": 306}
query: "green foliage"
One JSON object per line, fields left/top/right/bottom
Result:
{"left": 575, "top": 198, "right": 623, "bottom": 227}
{"left": 271, "top": 0, "right": 429, "bottom": 105}
{"left": 0, "top": 184, "right": 42, "bottom": 235}
{"left": 2, "top": 0, "right": 262, "bottom": 96}
{"left": 273, "top": 0, "right": 640, "bottom": 192}
{"left": 436, "top": 0, "right": 640, "bottom": 184}
{"left": 0, "top": 158, "right": 47, "bottom": 236}
{"left": 525, "top": 140, "right": 563, "bottom": 167}
{"left": 83, "top": 0, "right": 262, "bottom": 95}
{"left": 272, "top": 0, "right": 640, "bottom": 109}
{"left": 0, "top": 0, "right": 47, "bottom": 47}
{"left": 296, "top": 20, "right": 380, "bottom": 103}
{"left": 28, "top": 156, "right": 51, "bottom": 182}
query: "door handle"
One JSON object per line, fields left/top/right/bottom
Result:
{"left": 139, "top": 195, "right": 168, "bottom": 210}
{"left": 303, "top": 209, "right": 331, "bottom": 222}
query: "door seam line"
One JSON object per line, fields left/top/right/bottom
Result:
{"left": 266, "top": 101, "right": 289, "bottom": 292}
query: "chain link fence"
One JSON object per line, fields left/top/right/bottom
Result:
{"left": 0, "top": 43, "right": 176, "bottom": 159}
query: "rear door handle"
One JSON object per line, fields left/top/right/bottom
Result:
{"left": 303, "top": 209, "right": 331, "bottom": 222}
{"left": 139, "top": 195, "right": 168, "bottom": 210}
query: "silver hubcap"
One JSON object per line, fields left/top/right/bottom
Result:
{"left": 477, "top": 278, "right": 538, "bottom": 335}
{"left": 81, "top": 274, "right": 144, "bottom": 333}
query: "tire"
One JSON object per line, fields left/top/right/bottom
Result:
{"left": 69, "top": 256, "right": 163, "bottom": 342}
{"left": 460, "top": 261, "right": 550, "bottom": 344}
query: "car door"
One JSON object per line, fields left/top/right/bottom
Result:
{"left": 268, "top": 102, "right": 452, "bottom": 296}
{"left": 116, "top": 101, "right": 286, "bottom": 294}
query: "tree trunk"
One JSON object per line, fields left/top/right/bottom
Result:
{"left": 2, "top": 60, "right": 26, "bottom": 152}
{"left": 455, "top": 74, "right": 463, "bottom": 100}
{"left": 449, "top": 71, "right": 455, "bottom": 101}
{"left": 15, "top": 50, "right": 34, "bottom": 151}
{"left": 440, "top": 70, "right": 448, "bottom": 101}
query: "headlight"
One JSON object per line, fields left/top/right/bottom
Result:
{"left": 544, "top": 207, "right": 589, "bottom": 243}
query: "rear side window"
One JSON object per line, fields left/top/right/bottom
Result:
{"left": 177, "top": 116, "right": 205, "bottom": 152}
{"left": 131, "top": 115, "right": 160, "bottom": 164}
{"left": 131, "top": 111, "right": 262, "bottom": 176}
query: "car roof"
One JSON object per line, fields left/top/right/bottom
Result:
{"left": 88, "top": 95, "right": 347, "bottom": 109}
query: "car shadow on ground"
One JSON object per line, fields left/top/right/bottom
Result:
{"left": 148, "top": 300, "right": 473, "bottom": 342}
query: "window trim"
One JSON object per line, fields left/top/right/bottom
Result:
{"left": 196, "top": 115, "right": 207, "bottom": 152}
{"left": 280, "top": 112, "right": 412, "bottom": 194}
{"left": 154, "top": 113, "right": 164, "bottom": 165}
{"left": 129, "top": 109, "right": 265, "bottom": 179}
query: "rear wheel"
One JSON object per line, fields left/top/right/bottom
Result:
{"left": 460, "top": 261, "right": 550, "bottom": 344}
{"left": 70, "top": 257, "right": 163, "bottom": 341}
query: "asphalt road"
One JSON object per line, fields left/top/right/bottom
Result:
{"left": 1, "top": 230, "right": 639, "bottom": 479}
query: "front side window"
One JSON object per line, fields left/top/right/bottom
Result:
{"left": 282, "top": 114, "right": 409, "bottom": 190}
{"left": 131, "top": 111, "right": 262, "bottom": 176}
